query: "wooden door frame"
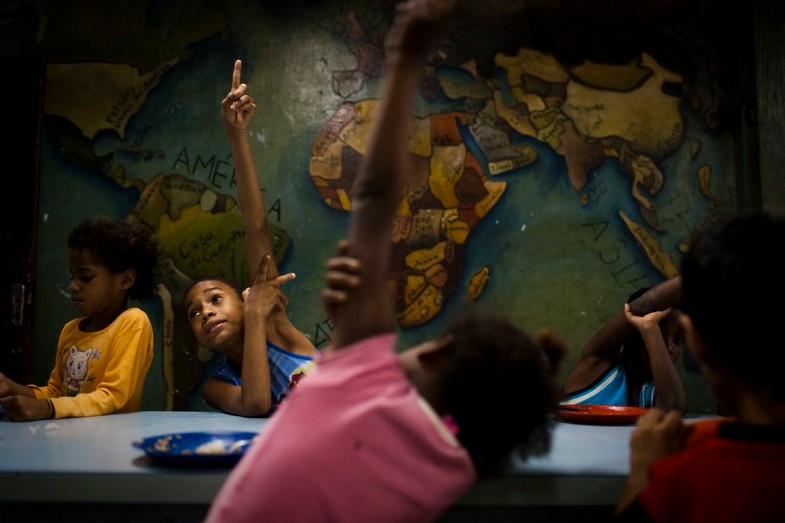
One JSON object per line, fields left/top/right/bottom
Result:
{"left": 0, "top": 55, "right": 43, "bottom": 384}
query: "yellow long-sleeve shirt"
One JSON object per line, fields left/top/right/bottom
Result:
{"left": 29, "top": 307, "right": 153, "bottom": 419}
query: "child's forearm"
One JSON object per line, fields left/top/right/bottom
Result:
{"left": 228, "top": 127, "right": 279, "bottom": 281}
{"left": 1, "top": 376, "right": 37, "bottom": 397}
{"left": 240, "top": 313, "right": 273, "bottom": 415}
{"left": 630, "top": 276, "right": 682, "bottom": 316}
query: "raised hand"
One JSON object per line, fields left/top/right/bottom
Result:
{"left": 322, "top": 240, "right": 362, "bottom": 319}
{"left": 623, "top": 303, "right": 671, "bottom": 332}
{"left": 385, "top": 0, "right": 457, "bottom": 60}
{"left": 221, "top": 59, "right": 257, "bottom": 131}
{"left": 243, "top": 255, "right": 296, "bottom": 320}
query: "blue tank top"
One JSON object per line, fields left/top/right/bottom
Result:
{"left": 560, "top": 362, "right": 656, "bottom": 407}
{"left": 211, "top": 341, "right": 316, "bottom": 405}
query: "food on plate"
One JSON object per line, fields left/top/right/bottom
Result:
{"left": 153, "top": 435, "right": 174, "bottom": 452}
{"left": 195, "top": 440, "right": 230, "bottom": 455}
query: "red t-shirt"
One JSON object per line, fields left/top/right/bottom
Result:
{"left": 636, "top": 420, "right": 785, "bottom": 523}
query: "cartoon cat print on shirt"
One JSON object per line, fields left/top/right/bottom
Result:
{"left": 64, "top": 345, "right": 93, "bottom": 396}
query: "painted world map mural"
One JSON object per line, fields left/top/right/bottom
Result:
{"left": 2, "top": 0, "right": 741, "bottom": 412}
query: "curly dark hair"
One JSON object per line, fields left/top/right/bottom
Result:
{"left": 680, "top": 212, "right": 785, "bottom": 399}
{"left": 68, "top": 217, "right": 159, "bottom": 301}
{"left": 439, "top": 312, "right": 566, "bottom": 474}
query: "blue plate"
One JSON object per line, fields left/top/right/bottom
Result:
{"left": 132, "top": 431, "right": 257, "bottom": 468}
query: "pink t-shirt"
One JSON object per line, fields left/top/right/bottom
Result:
{"left": 205, "top": 332, "right": 476, "bottom": 523}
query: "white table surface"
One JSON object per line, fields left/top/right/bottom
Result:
{"left": 0, "top": 411, "right": 265, "bottom": 504}
{"left": 0, "top": 410, "right": 637, "bottom": 506}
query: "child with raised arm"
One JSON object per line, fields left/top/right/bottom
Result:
{"left": 0, "top": 218, "right": 158, "bottom": 421}
{"left": 615, "top": 212, "right": 785, "bottom": 522}
{"left": 183, "top": 60, "right": 317, "bottom": 417}
{"left": 561, "top": 277, "right": 687, "bottom": 413}
{"left": 204, "top": 1, "right": 565, "bottom": 521}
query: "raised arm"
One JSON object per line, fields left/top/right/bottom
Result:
{"left": 628, "top": 276, "right": 684, "bottom": 402}
{"left": 328, "top": 0, "right": 456, "bottom": 350}
{"left": 562, "top": 276, "right": 683, "bottom": 395}
{"left": 221, "top": 59, "right": 279, "bottom": 280}
{"left": 624, "top": 303, "right": 687, "bottom": 413}
{"left": 222, "top": 59, "right": 314, "bottom": 355}
{"left": 628, "top": 276, "right": 682, "bottom": 318}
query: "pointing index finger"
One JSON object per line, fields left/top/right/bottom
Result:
{"left": 232, "top": 59, "right": 242, "bottom": 91}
